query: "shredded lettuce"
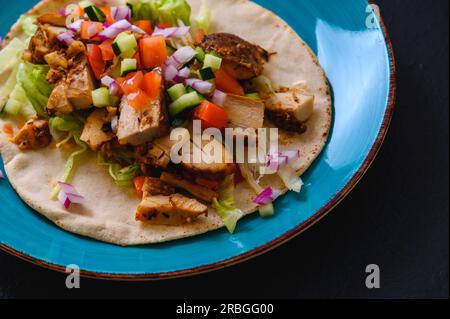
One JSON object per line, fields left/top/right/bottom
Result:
{"left": 212, "top": 175, "right": 244, "bottom": 234}
{"left": 50, "top": 133, "right": 88, "bottom": 199}
{"left": 49, "top": 114, "right": 84, "bottom": 133}
{"left": 194, "top": 0, "right": 211, "bottom": 33}
{"left": 98, "top": 153, "right": 141, "bottom": 187}
{"left": 0, "top": 38, "right": 27, "bottom": 75}
{"left": 17, "top": 61, "right": 54, "bottom": 118}
{"left": 20, "top": 15, "right": 38, "bottom": 37}
{"left": 129, "top": 0, "right": 191, "bottom": 26}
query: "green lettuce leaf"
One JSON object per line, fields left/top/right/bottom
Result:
{"left": 212, "top": 175, "right": 244, "bottom": 234}
{"left": 129, "top": 0, "right": 191, "bottom": 26}
{"left": 50, "top": 133, "right": 88, "bottom": 199}
{"left": 98, "top": 153, "right": 141, "bottom": 187}
{"left": 17, "top": 61, "right": 54, "bottom": 118}
{"left": 20, "top": 15, "right": 38, "bottom": 37}
{"left": 194, "top": 0, "right": 211, "bottom": 33}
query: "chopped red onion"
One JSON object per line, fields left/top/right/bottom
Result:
{"left": 57, "top": 31, "right": 75, "bottom": 46}
{"left": 111, "top": 6, "right": 131, "bottom": 21}
{"left": 57, "top": 182, "right": 85, "bottom": 209}
{"left": 131, "top": 25, "right": 146, "bottom": 34}
{"left": 68, "top": 19, "right": 84, "bottom": 33}
{"left": 212, "top": 90, "right": 227, "bottom": 107}
{"left": 178, "top": 67, "right": 191, "bottom": 78}
{"left": 185, "top": 78, "right": 214, "bottom": 94}
{"left": 101, "top": 76, "right": 122, "bottom": 96}
{"left": 266, "top": 150, "right": 301, "bottom": 171}
{"left": 59, "top": 9, "right": 66, "bottom": 16}
{"left": 167, "top": 46, "right": 197, "bottom": 69}
{"left": 163, "top": 64, "right": 179, "bottom": 82}
{"left": 253, "top": 187, "right": 282, "bottom": 205}
{"left": 98, "top": 19, "right": 132, "bottom": 40}
{"left": 152, "top": 26, "right": 190, "bottom": 38}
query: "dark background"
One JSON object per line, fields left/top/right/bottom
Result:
{"left": 0, "top": 0, "right": 448, "bottom": 299}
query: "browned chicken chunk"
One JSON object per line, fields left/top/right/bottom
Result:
{"left": 265, "top": 90, "right": 315, "bottom": 133}
{"left": 200, "top": 33, "right": 269, "bottom": 80}
{"left": 37, "top": 13, "right": 67, "bottom": 27}
{"left": 117, "top": 68, "right": 169, "bottom": 146}
{"left": 10, "top": 119, "right": 52, "bottom": 150}
{"left": 136, "top": 178, "right": 208, "bottom": 225}
{"left": 26, "top": 24, "right": 65, "bottom": 64}
{"left": 160, "top": 172, "right": 218, "bottom": 203}
{"left": 80, "top": 108, "right": 117, "bottom": 151}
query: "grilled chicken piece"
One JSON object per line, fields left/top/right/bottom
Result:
{"left": 117, "top": 68, "right": 169, "bottom": 146}
{"left": 66, "top": 58, "right": 95, "bottom": 110}
{"left": 10, "top": 119, "right": 52, "bottom": 150}
{"left": 80, "top": 108, "right": 117, "bottom": 151}
{"left": 26, "top": 24, "right": 65, "bottom": 64}
{"left": 136, "top": 194, "right": 208, "bottom": 225}
{"left": 181, "top": 138, "right": 236, "bottom": 180}
{"left": 200, "top": 33, "right": 269, "bottom": 80}
{"left": 265, "top": 90, "right": 315, "bottom": 133}
{"left": 142, "top": 177, "right": 175, "bottom": 197}
{"left": 46, "top": 58, "right": 94, "bottom": 115}
{"left": 37, "top": 13, "right": 67, "bottom": 27}
{"left": 46, "top": 81, "right": 73, "bottom": 115}
{"left": 135, "top": 135, "right": 178, "bottom": 169}
{"left": 223, "top": 94, "right": 265, "bottom": 128}
{"left": 160, "top": 172, "right": 218, "bottom": 203}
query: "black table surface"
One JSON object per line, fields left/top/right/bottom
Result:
{"left": 0, "top": 0, "right": 448, "bottom": 299}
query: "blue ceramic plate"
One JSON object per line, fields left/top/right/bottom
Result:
{"left": 0, "top": 0, "right": 395, "bottom": 279}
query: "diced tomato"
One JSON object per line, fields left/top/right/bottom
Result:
{"left": 139, "top": 36, "right": 168, "bottom": 68}
{"left": 80, "top": 21, "right": 104, "bottom": 41}
{"left": 121, "top": 71, "right": 144, "bottom": 94}
{"left": 195, "top": 177, "right": 220, "bottom": 190}
{"left": 141, "top": 71, "right": 162, "bottom": 100}
{"left": 214, "top": 68, "right": 245, "bottom": 96}
{"left": 127, "top": 89, "right": 151, "bottom": 110}
{"left": 194, "top": 28, "right": 206, "bottom": 44}
{"left": 157, "top": 23, "right": 172, "bottom": 29}
{"left": 101, "top": 6, "right": 115, "bottom": 25}
{"left": 134, "top": 51, "right": 141, "bottom": 69}
{"left": 116, "top": 77, "right": 125, "bottom": 85}
{"left": 134, "top": 20, "right": 152, "bottom": 35}
{"left": 87, "top": 44, "right": 106, "bottom": 79}
{"left": 99, "top": 39, "right": 115, "bottom": 61}
{"left": 194, "top": 100, "right": 229, "bottom": 130}
{"left": 133, "top": 176, "right": 146, "bottom": 198}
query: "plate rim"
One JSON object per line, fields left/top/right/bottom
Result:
{"left": 0, "top": 0, "right": 396, "bottom": 281}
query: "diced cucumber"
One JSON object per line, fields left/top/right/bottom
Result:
{"left": 195, "top": 47, "right": 205, "bottom": 62}
{"left": 112, "top": 32, "right": 137, "bottom": 56}
{"left": 84, "top": 5, "right": 106, "bottom": 22}
{"left": 78, "top": 0, "right": 93, "bottom": 8}
{"left": 92, "top": 87, "right": 111, "bottom": 107}
{"left": 168, "top": 92, "right": 202, "bottom": 117}
{"left": 199, "top": 67, "right": 215, "bottom": 81}
{"left": 120, "top": 48, "right": 136, "bottom": 59}
{"left": 167, "top": 83, "right": 186, "bottom": 101}
{"left": 120, "top": 58, "right": 137, "bottom": 76}
{"left": 203, "top": 53, "right": 222, "bottom": 70}
{"left": 186, "top": 86, "right": 206, "bottom": 101}
{"left": 259, "top": 203, "right": 275, "bottom": 218}
{"left": 245, "top": 92, "right": 261, "bottom": 100}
